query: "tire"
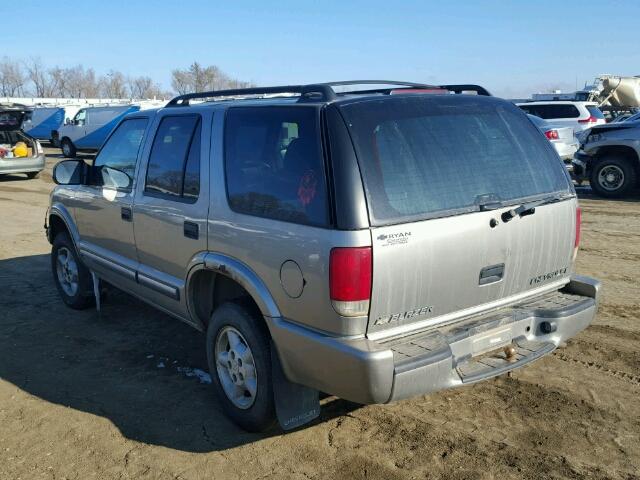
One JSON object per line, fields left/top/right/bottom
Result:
{"left": 26, "top": 171, "right": 40, "bottom": 179}
{"left": 589, "top": 155, "right": 637, "bottom": 198}
{"left": 206, "top": 301, "right": 276, "bottom": 432}
{"left": 51, "top": 232, "right": 95, "bottom": 309}
{"left": 61, "top": 138, "right": 76, "bottom": 158}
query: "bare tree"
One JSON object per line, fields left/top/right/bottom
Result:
{"left": 48, "top": 66, "right": 68, "bottom": 97}
{"left": 100, "top": 70, "right": 128, "bottom": 98}
{"left": 171, "top": 62, "right": 253, "bottom": 94}
{"left": 25, "top": 57, "right": 52, "bottom": 97}
{"left": 65, "top": 65, "right": 99, "bottom": 98}
{"left": 171, "top": 68, "right": 192, "bottom": 95}
{"left": 127, "top": 75, "right": 165, "bottom": 99}
{"left": 0, "top": 57, "right": 27, "bottom": 96}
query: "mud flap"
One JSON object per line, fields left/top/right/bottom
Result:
{"left": 91, "top": 272, "right": 101, "bottom": 313}
{"left": 271, "top": 341, "right": 320, "bottom": 430}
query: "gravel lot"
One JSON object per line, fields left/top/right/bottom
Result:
{"left": 1, "top": 148, "right": 639, "bottom": 480}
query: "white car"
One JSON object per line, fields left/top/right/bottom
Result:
{"left": 517, "top": 101, "right": 606, "bottom": 134}
{"left": 528, "top": 115, "right": 579, "bottom": 162}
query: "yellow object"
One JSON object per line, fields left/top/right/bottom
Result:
{"left": 13, "top": 142, "right": 28, "bottom": 157}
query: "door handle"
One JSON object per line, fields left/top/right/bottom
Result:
{"left": 184, "top": 221, "right": 199, "bottom": 240}
{"left": 121, "top": 207, "right": 132, "bottom": 222}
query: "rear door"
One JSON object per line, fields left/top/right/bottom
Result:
{"left": 338, "top": 95, "right": 578, "bottom": 337}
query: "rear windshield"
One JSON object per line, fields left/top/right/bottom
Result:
{"left": 518, "top": 104, "right": 580, "bottom": 119}
{"left": 586, "top": 105, "right": 605, "bottom": 119}
{"left": 339, "top": 96, "right": 571, "bottom": 225}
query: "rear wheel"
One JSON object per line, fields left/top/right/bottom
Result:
{"left": 26, "top": 171, "right": 39, "bottom": 179}
{"left": 61, "top": 138, "right": 76, "bottom": 158}
{"left": 206, "top": 301, "right": 276, "bottom": 432}
{"left": 51, "top": 232, "right": 94, "bottom": 309}
{"left": 589, "top": 156, "right": 637, "bottom": 198}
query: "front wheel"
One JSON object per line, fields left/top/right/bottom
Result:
{"left": 61, "top": 138, "right": 76, "bottom": 158}
{"left": 589, "top": 156, "right": 637, "bottom": 198}
{"left": 206, "top": 302, "right": 276, "bottom": 432}
{"left": 51, "top": 232, "right": 94, "bottom": 309}
{"left": 26, "top": 171, "right": 40, "bottom": 179}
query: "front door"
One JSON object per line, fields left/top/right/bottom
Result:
{"left": 74, "top": 117, "right": 149, "bottom": 285}
{"left": 132, "top": 112, "right": 209, "bottom": 319}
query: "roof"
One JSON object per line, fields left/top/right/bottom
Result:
{"left": 164, "top": 81, "right": 492, "bottom": 108}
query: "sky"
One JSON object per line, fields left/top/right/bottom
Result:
{"left": 4, "top": 0, "right": 639, "bottom": 98}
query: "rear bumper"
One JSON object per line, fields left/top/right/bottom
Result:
{"left": 267, "top": 275, "right": 600, "bottom": 404}
{"left": 553, "top": 141, "right": 579, "bottom": 160}
{"left": 0, "top": 154, "right": 46, "bottom": 174}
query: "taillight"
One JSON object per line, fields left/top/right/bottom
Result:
{"left": 545, "top": 129, "right": 559, "bottom": 140}
{"left": 329, "top": 247, "right": 372, "bottom": 317}
{"left": 578, "top": 116, "right": 598, "bottom": 124}
{"left": 573, "top": 207, "right": 581, "bottom": 260}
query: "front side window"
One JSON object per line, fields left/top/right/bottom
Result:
{"left": 145, "top": 115, "right": 201, "bottom": 200}
{"left": 224, "top": 106, "right": 328, "bottom": 226}
{"left": 93, "top": 117, "right": 148, "bottom": 189}
{"left": 74, "top": 110, "right": 86, "bottom": 125}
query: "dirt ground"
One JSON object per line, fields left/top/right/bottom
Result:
{"left": 1, "top": 148, "right": 639, "bottom": 480}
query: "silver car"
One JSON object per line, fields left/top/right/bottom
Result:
{"left": 0, "top": 105, "right": 46, "bottom": 178}
{"left": 528, "top": 114, "right": 579, "bottom": 163}
{"left": 46, "top": 81, "right": 600, "bottom": 432}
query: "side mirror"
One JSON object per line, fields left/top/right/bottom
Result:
{"left": 64, "top": 118, "right": 72, "bottom": 125}
{"left": 100, "top": 166, "right": 132, "bottom": 190}
{"left": 53, "top": 159, "right": 87, "bottom": 185}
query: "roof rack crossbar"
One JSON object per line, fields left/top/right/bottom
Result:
{"left": 322, "top": 79, "right": 440, "bottom": 89}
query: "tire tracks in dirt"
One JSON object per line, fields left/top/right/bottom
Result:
{"left": 552, "top": 351, "right": 640, "bottom": 387}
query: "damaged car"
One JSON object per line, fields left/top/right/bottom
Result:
{"left": 0, "top": 104, "right": 46, "bottom": 179}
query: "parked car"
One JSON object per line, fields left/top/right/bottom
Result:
{"left": 572, "top": 120, "right": 640, "bottom": 197}
{"left": 517, "top": 101, "right": 606, "bottom": 134}
{"left": 22, "top": 105, "right": 82, "bottom": 145}
{"left": 47, "top": 81, "right": 600, "bottom": 432}
{"left": 528, "top": 114, "right": 578, "bottom": 163}
{"left": 0, "top": 105, "right": 45, "bottom": 179}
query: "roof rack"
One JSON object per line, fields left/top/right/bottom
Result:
{"left": 440, "top": 84, "right": 492, "bottom": 96}
{"left": 166, "top": 80, "right": 491, "bottom": 106}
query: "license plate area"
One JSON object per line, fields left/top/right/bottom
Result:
{"left": 471, "top": 325, "right": 513, "bottom": 356}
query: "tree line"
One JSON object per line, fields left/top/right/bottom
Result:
{"left": 0, "top": 57, "right": 254, "bottom": 99}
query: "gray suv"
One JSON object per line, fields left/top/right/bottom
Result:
{"left": 46, "top": 81, "right": 600, "bottom": 432}
{"left": 572, "top": 120, "right": 640, "bottom": 197}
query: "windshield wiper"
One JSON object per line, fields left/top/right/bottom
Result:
{"left": 501, "top": 194, "right": 570, "bottom": 223}
{"left": 474, "top": 194, "right": 503, "bottom": 211}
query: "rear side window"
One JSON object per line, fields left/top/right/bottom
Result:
{"left": 340, "top": 96, "right": 571, "bottom": 225}
{"left": 586, "top": 105, "right": 605, "bottom": 119}
{"left": 145, "top": 115, "right": 201, "bottom": 201}
{"left": 224, "top": 106, "right": 328, "bottom": 226}
{"left": 518, "top": 104, "right": 580, "bottom": 119}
